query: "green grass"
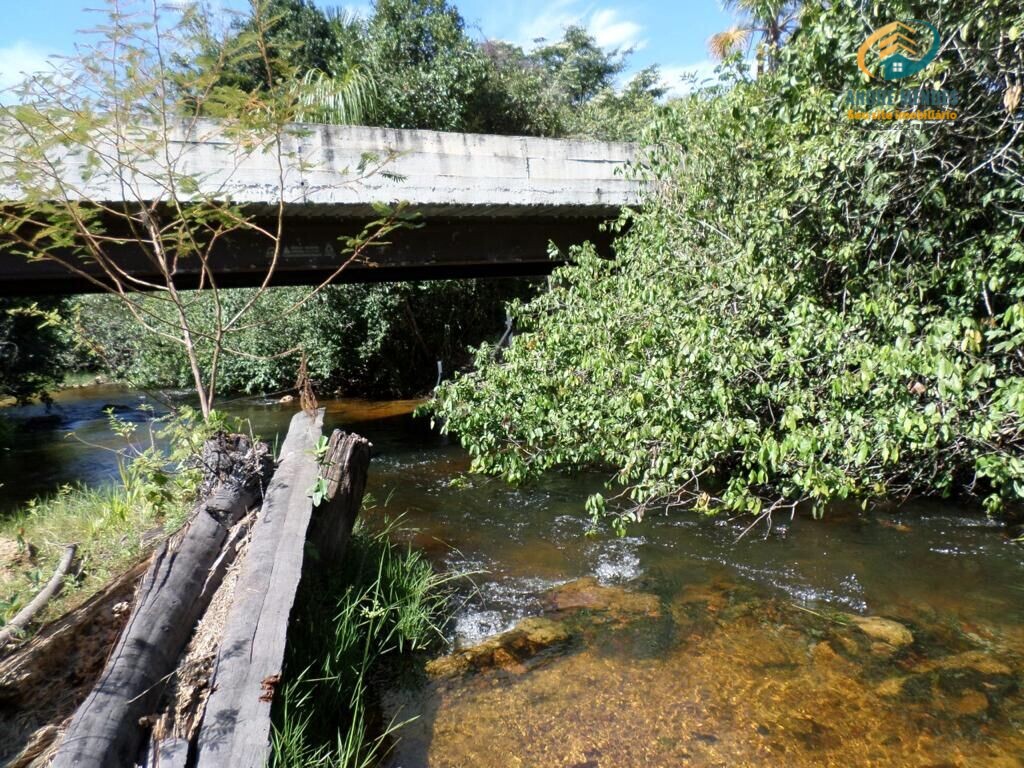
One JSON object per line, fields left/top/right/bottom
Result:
{"left": 0, "top": 482, "right": 189, "bottom": 629}
{"left": 0, "top": 408, "right": 219, "bottom": 635}
{"left": 271, "top": 519, "right": 452, "bottom": 768}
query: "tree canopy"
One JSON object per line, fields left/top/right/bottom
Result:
{"left": 0, "top": 299, "right": 68, "bottom": 405}
{"left": 205, "top": 0, "right": 663, "bottom": 139}
{"left": 433, "top": 0, "right": 1024, "bottom": 529}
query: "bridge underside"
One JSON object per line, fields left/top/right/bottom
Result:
{"left": 0, "top": 215, "right": 615, "bottom": 296}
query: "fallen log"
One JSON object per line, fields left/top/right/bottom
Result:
{"left": 0, "top": 544, "right": 77, "bottom": 650}
{"left": 193, "top": 411, "right": 324, "bottom": 768}
{"left": 194, "top": 416, "right": 371, "bottom": 768}
{"left": 50, "top": 434, "right": 269, "bottom": 768}
{"left": 141, "top": 513, "right": 255, "bottom": 768}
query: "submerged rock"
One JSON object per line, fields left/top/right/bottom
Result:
{"left": 878, "top": 519, "right": 913, "bottom": 534}
{"left": 847, "top": 615, "right": 914, "bottom": 649}
{"left": 543, "top": 577, "right": 662, "bottom": 621}
{"left": 870, "top": 647, "right": 1018, "bottom": 719}
{"left": 914, "top": 650, "right": 1014, "bottom": 677}
{"left": 426, "top": 617, "right": 571, "bottom": 678}
{"left": 875, "top": 677, "right": 907, "bottom": 697}
{"left": 810, "top": 640, "right": 860, "bottom": 677}
{"left": 950, "top": 690, "right": 990, "bottom": 716}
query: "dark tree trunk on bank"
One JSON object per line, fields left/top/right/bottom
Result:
{"left": 308, "top": 429, "right": 372, "bottom": 563}
{"left": 50, "top": 435, "right": 269, "bottom": 768}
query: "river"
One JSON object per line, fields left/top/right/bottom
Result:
{"left": 3, "top": 385, "right": 1024, "bottom": 766}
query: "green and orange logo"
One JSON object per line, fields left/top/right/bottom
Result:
{"left": 857, "top": 20, "right": 941, "bottom": 81}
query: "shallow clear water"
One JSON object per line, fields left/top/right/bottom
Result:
{"left": 3, "top": 387, "right": 1024, "bottom": 766}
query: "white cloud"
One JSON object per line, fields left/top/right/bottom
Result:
{"left": 658, "top": 60, "right": 725, "bottom": 97}
{"left": 0, "top": 41, "right": 56, "bottom": 99}
{"left": 516, "top": 0, "right": 580, "bottom": 46}
{"left": 515, "top": 3, "right": 645, "bottom": 51}
{"left": 588, "top": 9, "right": 644, "bottom": 51}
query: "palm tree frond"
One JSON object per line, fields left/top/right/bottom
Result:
{"left": 292, "top": 68, "right": 377, "bottom": 126}
{"left": 708, "top": 27, "right": 751, "bottom": 60}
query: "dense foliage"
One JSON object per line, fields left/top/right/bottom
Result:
{"left": 0, "top": 298, "right": 70, "bottom": 404}
{"left": 364, "top": 0, "right": 487, "bottom": 131}
{"left": 75, "top": 279, "right": 534, "bottom": 397}
{"left": 217, "top": 0, "right": 664, "bottom": 139}
{"left": 434, "top": 0, "right": 1024, "bottom": 528}
{"left": 225, "top": 0, "right": 352, "bottom": 86}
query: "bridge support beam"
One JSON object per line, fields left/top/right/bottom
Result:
{"left": 0, "top": 216, "right": 615, "bottom": 295}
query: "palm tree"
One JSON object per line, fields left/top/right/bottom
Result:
{"left": 708, "top": 0, "right": 802, "bottom": 74}
{"left": 293, "top": 67, "right": 377, "bottom": 124}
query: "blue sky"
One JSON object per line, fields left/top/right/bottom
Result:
{"left": 0, "top": 1, "right": 735, "bottom": 97}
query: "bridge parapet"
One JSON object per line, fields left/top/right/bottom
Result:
{"left": 0, "top": 120, "right": 642, "bottom": 294}
{"left": 2, "top": 119, "right": 640, "bottom": 215}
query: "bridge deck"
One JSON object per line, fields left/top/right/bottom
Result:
{"left": 0, "top": 122, "right": 640, "bottom": 294}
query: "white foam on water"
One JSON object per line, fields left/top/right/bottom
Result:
{"left": 453, "top": 609, "right": 513, "bottom": 648}
{"left": 592, "top": 536, "right": 645, "bottom": 584}
{"left": 450, "top": 575, "right": 567, "bottom": 648}
{"left": 594, "top": 551, "right": 641, "bottom": 583}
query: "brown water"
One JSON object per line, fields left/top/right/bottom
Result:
{"left": 3, "top": 387, "right": 1024, "bottom": 766}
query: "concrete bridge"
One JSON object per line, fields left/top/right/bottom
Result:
{"left": 0, "top": 121, "right": 640, "bottom": 295}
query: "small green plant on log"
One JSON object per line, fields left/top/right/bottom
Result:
{"left": 308, "top": 434, "right": 332, "bottom": 507}
{"left": 0, "top": 0, "right": 412, "bottom": 420}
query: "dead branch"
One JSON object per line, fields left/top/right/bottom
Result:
{"left": 0, "top": 545, "right": 77, "bottom": 651}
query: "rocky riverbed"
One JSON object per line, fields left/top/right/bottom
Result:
{"left": 384, "top": 576, "right": 1024, "bottom": 767}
